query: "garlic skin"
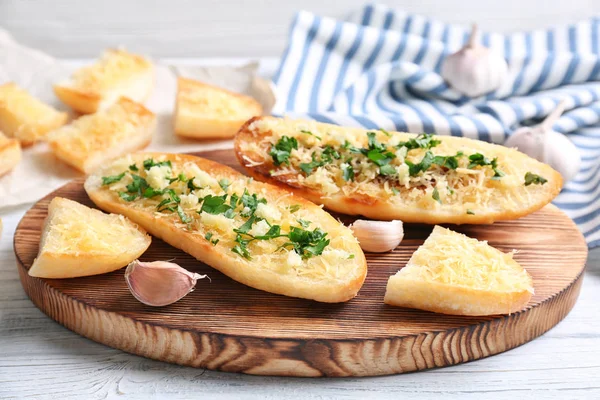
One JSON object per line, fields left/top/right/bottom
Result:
{"left": 350, "top": 219, "right": 404, "bottom": 253}
{"left": 441, "top": 24, "right": 508, "bottom": 97}
{"left": 124, "top": 260, "right": 209, "bottom": 307}
{"left": 505, "top": 100, "right": 580, "bottom": 184}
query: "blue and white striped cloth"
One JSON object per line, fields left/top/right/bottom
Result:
{"left": 272, "top": 4, "right": 600, "bottom": 248}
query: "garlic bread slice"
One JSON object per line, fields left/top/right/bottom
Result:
{"left": 85, "top": 153, "right": 367, "bottom": 303}
{"left": 0, "top": 131, "right": 22, "bottom": 176}
{"left": 29, "top": 197, "right": 151, "bottom": 279}
{"left": 0, "top": 83, "right": 68, "bottom": 145}
{"left": 54, "top": 49, "right": 154, "bottom": 114}
{"left": 234, "top": 117, "right": 562, "bottom": 224}
{"left": 47, "top": 97, "right": 156, "bottom": 174}
{"left": 174, "top": 78, "right": 262, "bottom": 139}
{"left": 384, "top": 226, "right": 533, "bottom": 315}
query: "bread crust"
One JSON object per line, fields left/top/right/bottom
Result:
{"left": 174, "top": 78, "right": 262, "bottom": 139}
{"left": 85, "top": 153, "right": 367, "bottom": 303}
{"left": 0, "top": 132, "right": 22, "bottom": 176}
{"left": 234, "top": 117, "right": 563, "bottom": 224}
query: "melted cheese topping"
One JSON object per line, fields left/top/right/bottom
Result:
{"left": 70, "top": 49, "right": 152, "bottom": 92}
{"left": 0, "top": 83, "right": 64, "bottom": 124}
{"left": 240, "top": 118, "right": 557, "bottom": 215}
{"left": 47, "top": 98, "right": 154, "bottom": 155}
{"left": 98, "top": 155, "right": 361, "bottom": 282}
{"left": 177, "top": 78, "right": 261, "bottom": 120}
{"left": 399, "top": 226, "right": 533, "bottom": 293}
{"left": 42, "top": 197, "right": 148, "bottom": 255}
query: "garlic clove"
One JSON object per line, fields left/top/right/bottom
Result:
{"left": 441, "top": 24, "right": 508, "bottom": 97}
{"left": 350, "top": 219, "right": 404, "bottom": 253}
{"left": 124, "top": 260, "right": 209, "bottom": 307}
{"left": 504, "top": 100, "right": 581, "bottom": 184}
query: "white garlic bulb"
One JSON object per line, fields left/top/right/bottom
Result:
{"left": 350, "top": 219, "right": 404, "bottom": 253}
{"left": 124, "top": 260, "right": 209, "bottom": 307}
{"left": 441, "top": 24, "right": 508, "bottom": 97}
{"left": 505, "top": 100, "right": 580, "bottom": 184}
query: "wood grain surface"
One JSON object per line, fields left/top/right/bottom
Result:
{"left": 13, "top": 149, "right": 588, "bottom": 377}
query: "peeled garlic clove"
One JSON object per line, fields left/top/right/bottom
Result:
{"left": 505, "top": 100, "right": 581, "bottom": 184}
{"left": 441, "top": 24, "right": 508, "bottom": 97}
{"left": 350, "top": 219, "right": 404, "bottom": 253}
{"left": 124, "top": 260, "right": 209, "bottom": 307}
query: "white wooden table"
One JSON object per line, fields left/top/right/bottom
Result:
{"left": 1, "top": 56, "right": 600, "bottom": 399}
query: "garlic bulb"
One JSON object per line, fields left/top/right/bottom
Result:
{"left": 124, "top": 260, "right": 209, "bottom": 307}
{"left": 350, "top": 219, "right": 404, "bottom": 253}
{"left": 441, "top": 24, "right": 508, "bottom": 97}
{"left": 504, "top": 100, "right": 580, "bottom": 184}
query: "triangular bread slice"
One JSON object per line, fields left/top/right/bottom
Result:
{"left": 47, "top": 97, "right": 156, "bottom": 173}
{"left": 174, "top": 77, "right": 262, "bottom": 139}
{"left": 384, "top": 226, "right": 533, "bottom": 315}
{"left": 29, "top": 197, "right": 151, "bottom": 279}
{"left": 0, "top": 83, "right": 68, "bottom": 145}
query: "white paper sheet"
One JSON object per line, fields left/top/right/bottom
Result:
{"left": 0, "top": 29, "right": 275, "bottom": 209}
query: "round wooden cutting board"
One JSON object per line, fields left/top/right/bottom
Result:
{"left": 15, "top": 149, "right": 588, "bottom": 377}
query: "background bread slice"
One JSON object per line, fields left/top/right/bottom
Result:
{"left": 54, "top": 49, "right": 154, "bottom": 114}
{"left": 0, "top": 131, "right": 22, "bottom": 176}
{"left": 28, "top": 197, "right": 151, "bottom": 279}
{"left": 174, "top": 77, "right": 262, "bottom": 139}
{"left": 235, "top": 116, "right": 563, "bottom": 224}
{"left": 84, "top": 152, "right": 367, "bottom": 302}
{"left": 0, "top": 83, "right": 68, "bottom": 146}
{"left": 384, "top": 226, "right": 534, "bottom": 315}
{"left": 47, "top": 97, "right": 156, "bottom": 174}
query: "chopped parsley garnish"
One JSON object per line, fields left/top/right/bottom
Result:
{"left": 466, "top": 209, "right": 475, "bottom": 215}
{"left": 299, "top": 146, "right": 341, "bottom": 175}
{"left": 219, "top": 178, "right": 230, "bottom": 192}
{"left": 391, "top": 187, "right": 400, "bottom": 195}
{"left": 240, "top": 189, "right": 267, "bottom": 217}
{"left": 143, "top": 159, "right": 172, "bottom": 170}
{"left": 156, "top": 189, "right": 180, "bottom": 212}
{"left": 118, "top": 191, "right": 138, "bottom": 202}
{"left": 396, "top": 133, "right": 441, "bottom": 151}
{"left": 432, "top": 187, "right": 442, "bottom": 204}
{"left": 406, "top": 151, "right": 434, "bottom": 176}
{"left": 288, "top": 204, "right": 301, "bottom": 213}
{"left": 468, "top": 153, "right": 504, "bottom": 179}
{"left": 199, "top": 195, "right": 232, "bottom": 215}
{"left": 432, "top": 152, "right": 463, "bottom": 170}
{"left": 380, "top": 128, "right": 392, "bottom": 137}
{"left": 269, "top": 136, "right": 298, "bottom": 166}
{"left": 348, "top": 254, "right": 355, "bottom": 259}
{"left": 342, "top": 163, "right": 354, "bottom": 181}
{"left": 379, "top": 164, "right": 396, "bottom": 176}
{"left": 297, "top": 219, "right": 311, "bottom": 228}
{"left": 187, "top": 178, "right": 201, "bottom": 191}
{"left": 102, "top": 172, "right": 125, "bottom": 185}
{"left": 204, "top": 232, "right": 219, "bottom": 246}
{"left": 129, "top": 164, "right": 139, "bottom": 172}
{"left": 300, "top": 130, "right": 321, "bottom": 140}
{"left": 177, "top": 205, "right": 192, "bottom": 224}
{"left": 524, "top": 172, "right": 548, "bottom": 186}
{"left": 349, "top": 132, "right": 397, "bottom": 176}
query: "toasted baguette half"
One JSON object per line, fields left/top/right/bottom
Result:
{"left": 29, "top": 197, "right": 151, "bottom": 279}
{"left": 234, "top": 117, "right": 562, "bottom": 224}
{"left": 84, "top": 152, "right": 367, "bottom": 302}
{"left": 384, "top": 226, "right": 533, "bottom": 315}
{"left": 174, "top": 77, "right": 263, "bottom": 139}
{"left": 47, "top": 97, "right": 156, "bottom": 174}
{"left": 0, "top": 83, "right": 68, "bottom": 145}
{"left": 0, "top": 131, "right": 22, "bottom": 176}
{"left": 54, "top": 49, "right": 154, "bottom": 114}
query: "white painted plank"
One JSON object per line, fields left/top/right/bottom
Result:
{"left": 0, "top": 0, "right": 597, "bottom": 58}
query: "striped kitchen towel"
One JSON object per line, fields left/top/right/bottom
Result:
{"left": 272, "top": 3, "right": 600, "bottom": 248}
